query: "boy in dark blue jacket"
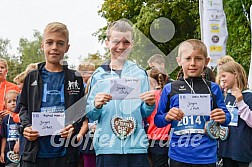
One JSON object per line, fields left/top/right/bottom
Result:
{"left": 155, "top": 39, "right": 231, "bottom": 166}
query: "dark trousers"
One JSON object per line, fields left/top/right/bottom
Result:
{"left": 223, "top": 157, "right": 249, "bottom": 167}
{"left": 170, "top": 158, "right": 216, "bottom": 167}
{"left": 96, "top": 154, "right": 150, "bottom": 167}
{"left": 22, "top": 156, "right": 78, "bottom": 167}
{"left": 151, "top": 153, "right": 169, "bottom": 167}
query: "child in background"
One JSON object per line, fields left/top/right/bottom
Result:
{"left": 77, "top": 62, "right": 95, "bottom": 89}
{"left": 155, "top": 39, "right": 231, "bottom": 166}
{"left": 13, "top": 72, "right": 27, "bottom": 92}
{"left": 147, "top": 54, "right": 166, "bottom": 70}
{"left": 0, "top": 58, "right": 20, "bottom": 113}
{"left": 216, "top": 55, "right": 235, "bottom": 89}
{"left": 147, "top": 54, "right": 173, "bottom": 83}
{"left": 202, "top": 66, "right": 216, "bottom": 82}
{"left": 218, "top": 61, "right": 252, "bottom": 167}
{"left": 77, "top": 78, "right": 96, "bottom": 167}
{"left": 0, "top": 58, "right": 20, "bottom": 167}
{"left": 0, "top": 90, "right": 20, "bottom": 167}
{"left": 77, "top": 62, "right": 96, "bottom": 167}
{"left": 147, "top": 66, "right": 171, "bottom": 167}
{"left": 25, "top": 63, "right": 38, "bottom": 73}
{"left": 216, "top": 55, "right": 234, "bottom": 70}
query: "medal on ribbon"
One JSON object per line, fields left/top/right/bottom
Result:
{"left": 204, "top": 120, "right": 229, "bottom": 140}
{"left": 219, "top": 126, "right": 229, "bottom": 141}
{"left": 205, "top": 120, "right": 220, "bottom": 139}
{"left": 7, "top": 151, "right": 20, "bottom": 164}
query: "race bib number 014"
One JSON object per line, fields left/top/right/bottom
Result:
{"left": 172, "top": 115, "right": 206, "bottom": 135}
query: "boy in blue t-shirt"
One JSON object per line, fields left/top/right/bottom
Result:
{"left": 155, "top": 39, "right": 231, "bottom": 166}
{"left": 19, "top": 22, "right": 86, "bottom": 167}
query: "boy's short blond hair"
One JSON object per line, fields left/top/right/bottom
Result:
{"left": 25, "top": 63, "right": 38, "bottom": 73}
{"left": 44, "top": 22, "right": 69, "bottom": 43}
{"left": 147, "top": 54, "right": 165, "bottom": 66}
{"left": 216, "top": 55, "right": 235, "bottom": 85}
{"left": 13, "top": 71, "right": 27, "bottom": 84}
{"left": 4, "top": 90, "right": 19, "bottom": 102}
{"left": 217, "top": 55, "right": 234, "bottom": 66}
{"left": 13, "top": 63, "right": 38, "bottom": 84}
{"left": 0, "top": 58, "right": 8, "bottom": 70}
{"left": 106, "top": 20, "right": 133, "bottom": 40}
{"left": 78, "top": 62, "right": 95, "bottom": 72}
{"left": 178, "top": 39, "right": 208, "bottom": 58}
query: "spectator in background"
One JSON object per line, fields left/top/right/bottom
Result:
{"left": 218, "top": 61, "right": 252, "bottom": 167}
{"left": 147, "top": 54, "right": 165, "bottom": 69}
{"left": 147, "top": 66, "right": 172, "bottom": 167}
{"left": 0, "top": 58, "right": 19, "bottom": 167}
{"left": 77, "top": 62, "right": 95, "bottom": 89}
{"left": 0, "top": 90, "right": 20, "bottom": 167}
{"left": 216, "top": 55, "right": 235, "bottom": 89}
{"left": 217, "top": 55, "right": 234, "bottom": 70}
{"left": 77, "top": 62, "right": 96, "bottom": 167}
{"left": 0, "top": 58, "right": 20, "bottom": 118}
{"left": 13, "top": 71, "right": 27, "bottom": 91}
{"left": 25, "top": 63, "right": 38, "bottom": 73}
{"left": 147, "top": 54, "right": 173, "bottom": 89}
{"left": 202, "top": 66, "right": 216, "bottom": 82}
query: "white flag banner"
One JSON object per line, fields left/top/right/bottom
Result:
{"left": 200, "top": 0, "right": 228, "bottom": 68}
{"left": 248, "top": 5, "right": 252, "bottom": 90}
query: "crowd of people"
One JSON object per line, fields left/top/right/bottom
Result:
{"left": 0, "top": 19, "right": 251, "bottom": 167}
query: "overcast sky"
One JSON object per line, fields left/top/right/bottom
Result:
{"left": 0, "top": 0, "right": 106, "bottom": 67}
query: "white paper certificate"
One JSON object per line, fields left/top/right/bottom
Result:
{"left": 32, "top": 113, "right": 65, "bottom": 136}
{"left": 179, "top": 94, "right": 211, "bottom": 116}
{"left": 110, "top": 77, "right": 141, "bottom": 100}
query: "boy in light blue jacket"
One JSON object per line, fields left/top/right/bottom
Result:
{"left": 86, "top": 19, "right": 155, "bottom": 167}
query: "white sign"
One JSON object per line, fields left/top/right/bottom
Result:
{"left": 32, "top": 113, "right": 65, "bottom": 136}
{"left": 179, "top": 94, "right": 211, "bottom": 116}
{"left": 199, "top": 0, "right": 228, "bottom": 68}
{"left": 110, "top": 77, "right": 141, "bottom": 100}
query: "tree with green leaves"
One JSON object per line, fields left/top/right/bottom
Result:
{"left": 224, "top": 0, "right": 251, "bottom": 73}
{"left": 0, "top": 38, "right": 12, "bottom": 59}
{"left": 97, "top": 0, "right": 251, "bottom": 79}
{"left": 82, "top": 51, "right": 105, "bottom": 69}
{"left": 18, "top": 30, "right": 45, "bottom": 72}
{"left": 97, "top": 0, "right": 200, "bottom": 78}
{"left": 0, "top": 38, "right": 22, "bottom": 82}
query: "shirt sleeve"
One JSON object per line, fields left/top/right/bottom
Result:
{"left": 154, "top": 83, "right": 172, "bottom": 128}
{"left": 237, "top": 99, "right": 252, "bottom": 128}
